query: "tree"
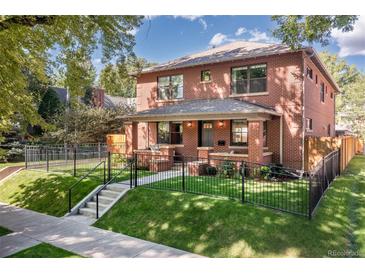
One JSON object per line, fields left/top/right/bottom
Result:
{"left": 99, "top": 57, "right": 155, "bottom": 97}
{"left": 272, "top": 16, "right": 358, "bottom": 49}
{"left": 38, "top": 88, "right": 65, "bottom": 123}
{"left": 48, "top": 103, "right": 135, "bottom": 144}
{"left": 319, "top": 52, "right": 365, "bottom": 138}
{"left": 0, "top": 15, "right": 143, "bottom": 140}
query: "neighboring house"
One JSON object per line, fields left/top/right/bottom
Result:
{"left": 52, "top": 86, "right": 136, "bottom": 109}
{"left": 335, "top": 125, "right": 353, "bottom": 136}
{"left": 126, "top": 41, "right": 339, "bottom": 170}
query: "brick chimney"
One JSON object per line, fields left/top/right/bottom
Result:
{"left": 92, "top": 87, "right": 105, "bottom": 108}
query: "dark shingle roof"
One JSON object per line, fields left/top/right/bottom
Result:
{"left": 142, "top": 41, "right": 291, "bottom": 74}
{"left": 104, "top": 95, "right": 136, "bottom": 109}
{"left": 130, "top": 98, "right": 280, "bottom": 121}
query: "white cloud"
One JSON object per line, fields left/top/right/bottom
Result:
{"left": 332, "top": 16, "right": 365, "bottom": 57}
{"left": 235, "top": 27, "right": 246, "bottom": 36}
{"left": 248, "top": 29, "right": 276, "bottom": 43}
{"left": 173, "top": 15, "right": 203, "bottom": 21}
{"left": 199, "top": 18, "right": 208, "bottom": 30}
{"left": 209, "top": 33, "right": 231, "bottom": 47}
{"left": 173, "top": 16, "right": 207, "bottom": 31}
{"left": 128, "top": 27, "right": 138, "bottom": 36}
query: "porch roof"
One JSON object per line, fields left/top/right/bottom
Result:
{"left": 128, "top": 98, "right": 281, "bottom": 122}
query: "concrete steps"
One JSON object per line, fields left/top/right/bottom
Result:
{"left": 68, "top": 183, "right": 130, "bottom": 221}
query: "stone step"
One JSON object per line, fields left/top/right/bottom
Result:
{"left": 92, "top": 195, "right": 114, "bottom": 204}
{"left": 79, "top": 207, "right": 96, "bottom": 218}
{"left": 106, "top": 183, "right": 129, "bottom": 192}
{"left": 85, "top": 201, "right": 109, "bottom": 210}
{"left": 99, "top": 189, "right": 120, "bottom": 199}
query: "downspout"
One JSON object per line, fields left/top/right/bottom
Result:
{"left": 301, "top": 51, "right": 307, "bottom": 171}
{"left": 280, "top": 115, "right": 283, "bottom": 164}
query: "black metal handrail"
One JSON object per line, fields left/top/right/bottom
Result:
{"left": 95, "top": 162, "right": 132, "bottom": 219}
{"left": 68, "top": 160, "right": 106, "bottom": 213}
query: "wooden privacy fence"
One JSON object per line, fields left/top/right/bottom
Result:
{"left": 106, "top": 134, "right": 126, "bottom": 154}
{"left": 304, "top": 136, "right": 364, "bottom": 171}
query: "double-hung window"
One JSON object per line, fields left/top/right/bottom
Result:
{"left": 157, "top": 122, "right": 183, "bottom": 144}
{"left": 231, "top": 120, "right": 248, "bottom": 146}
{"left": 157, "top": 75, "right": 183, "bottom": 100}
{"left": 231, "top": 64, "right": 267, "bottom": 94}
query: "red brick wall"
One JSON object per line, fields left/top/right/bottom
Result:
{"left": 303, "top": 56, "right": 336, "bottom": 137}
{"left": 248, "top": 120, "right": 264, "bottom": 163}
{"left": 136, "top": 52, "right": 306, "bottom": 169}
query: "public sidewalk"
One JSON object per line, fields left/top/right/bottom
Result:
{"left": 0, "top": 203, "right": 202, "bottom": 258}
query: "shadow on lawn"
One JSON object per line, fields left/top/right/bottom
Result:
{"left": 2, "top": 171, "right": 101, "bottom": 217}
{"left": 95, "top": 160, "right": 364, "bottom": 257}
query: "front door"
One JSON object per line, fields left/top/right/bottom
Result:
{"left": 201, "top": 121, "right": 214, "bottom": 147}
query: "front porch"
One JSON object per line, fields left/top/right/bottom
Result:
{"left": 126, "top": 98, "right": 282, "bottom": 170}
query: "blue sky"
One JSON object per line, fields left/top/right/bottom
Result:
{"left": 92, "top": 15, "right": 365, "bottom": 76}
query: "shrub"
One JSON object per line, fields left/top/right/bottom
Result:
{"left": 206, "top": 165, "right": 217, "bottom": 176}
{"left": 6, "top": 147, "right": 24, "bottom": 162}
{"left": 260, "top": 166, "right": 271, "bottom": 180}
{"left": 218, "top": 160, "right": 235, "bottom": 178}
{"left": 0, "top": 148, "right": 7, "bottom": 163}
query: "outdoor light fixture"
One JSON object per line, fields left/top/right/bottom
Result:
{"left": 187, "top": 121, "right": 192, "bottom": 127}
{"left": 218, "top": 120, "right": 224, "bottom": 128}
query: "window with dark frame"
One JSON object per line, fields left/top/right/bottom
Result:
{"left": 157, "top": 122, "right": 183, "bottom": 145}
{"left": 231, "top": 119, "right": 248, "bottom": 146}
{"left": 320, "top": 82, "right": 325, "bottom": 103}
{"left": 306, "top": 118, "right": 313, "bottom": 131}
{"left": 306, "top": 67, "right": 313, "bottom": 79}
{"left": 157, "top": 75, "right": 183, "bottom": 100}
{"left": 327, "top": 124, "right": 331, "bottom": 136}
{"left": 201, "top": 70, "right": 211, "bottom": 82}
{"left": 170, "top": 122, "right": 183, "bottom": 144}
{"left": 315, "top": 74, "right": 318, "bottom": 84}
{"left": 331, "top": 92, "right": 333, "bottom": 99}
{"left": 231, "top": 64, "right": 267, "bottom": 94}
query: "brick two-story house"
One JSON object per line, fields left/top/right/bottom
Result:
{"left": 125, "top": 41, "right": 339, "bottom": 170}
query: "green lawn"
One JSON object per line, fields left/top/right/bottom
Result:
{"left": 143, "top": 175, "right": 308, "bottom": 215}
{"left": 6, "top": 243, "right": 82, "bottom": 258}
{"left": 0, "top": 170, "right": 102, "bottom": 216}
{"left": 0, "top": 226, "right": 12, "bottom": 236}
{"left": 95, "top": 155, "right": 365, "bottom": 257}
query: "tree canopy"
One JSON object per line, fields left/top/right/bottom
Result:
{"left": 98, "top": 57, "right": 155, "bottom": 97}
{"left": 272, "top": 16, "right": 358, "bottom": 49}
{"left": 319, "top": 52, "right": 365, "bottom": 138}
{"left": 0, "top": 15, "right": 143, "bottom": 140}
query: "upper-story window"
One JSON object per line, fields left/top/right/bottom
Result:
{"left": 231, "top": 64, "right": 267, "bottom": 95}
{"left": 306, "top": 118, "right": 313, "bottom": 131}
{"left": 320, "top": 82, "right": 325, "bottom": 103}
{"left": 306, "top": 67, "right": 313, "bottom": 80}
{"left": 315, "top": 74, "right": 318, "bottom": 85}
{"left": 157, "top": 75, "right": 183, "bottom": 100}
{"left": 201, "top": 70, "right": 211, "bottom": 82}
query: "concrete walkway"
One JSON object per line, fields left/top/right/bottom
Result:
{"left": 0, "top": 203, "right": 202, "bottom": 258}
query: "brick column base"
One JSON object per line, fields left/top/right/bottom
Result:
{"left": 248, "top": 120, "right": 264, "bottom": 163}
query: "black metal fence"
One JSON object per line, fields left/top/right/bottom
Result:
{"left": 309, "top": 149, "right": 340, "bottom": 218}
{"left": 128, "top": 150, "right": 341, "bottom": 218}
{"left": 130, "top": 153, "right": 310, "bottom": 217}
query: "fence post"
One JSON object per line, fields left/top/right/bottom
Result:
{"left": 96, "top": 193, "right": 99, "bottom": 219}
{"left": 98, "top": 142, "right": 101, "bottom": 161}
{"left": 103, "top": 161, "right": 106, "bottom": 184}
{"left": 134, "top": 153, "right": 137, "bottom": 188}
{"left": 68, "top": 189, "right": 72, "bottom": 213}
{"left": 241, "top": 162, "right": 245, "bottom": 204}
{"left": 46, "top": 147, "right": 49, "bottom": 172}
{"left": 73, "top": 146, "right": 77, "bottom": 177}
{"left": 182, "top": 157, "right": 185, "bottom": 192}
{"left": 130, "top": 158, "right": 133, "bottom": 189}
{"left": 107, "top": 151, "right": 111, "bottom": 181}
{"left": 308, "top": 175, "right": 312, "bottom": 220}
{"left": 25, "top": 145, "right": 28, "bottom": 169}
